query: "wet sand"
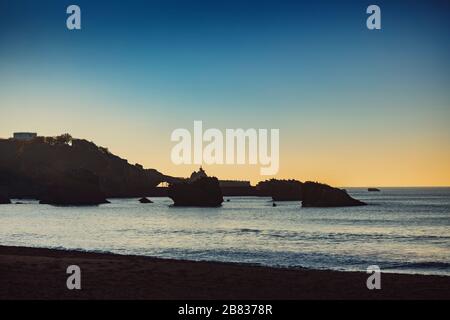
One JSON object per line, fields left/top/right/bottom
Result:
{"left": 0, "top": 246, "right": 449, "bottom": 300}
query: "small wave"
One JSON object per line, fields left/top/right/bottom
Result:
{"left": 239, "top": 228, "right": 261, "bottom": 233}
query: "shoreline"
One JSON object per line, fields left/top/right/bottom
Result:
{"left": 1, "top": 245, "right": 449, "bottom": 300}
{"left": 1, "top": 243, "right": 449, "bottom": 277}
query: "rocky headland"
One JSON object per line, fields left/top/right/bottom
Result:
{"left": 0, "top": 135, "right": 178, "bottom": 205}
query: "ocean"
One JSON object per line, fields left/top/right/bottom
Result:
{"left": 0, "top": 188, "right": 449, "bottom": 276}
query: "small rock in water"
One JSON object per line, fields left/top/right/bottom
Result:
{"left": 139, "top": 197, "right": 153, "bottom": 204}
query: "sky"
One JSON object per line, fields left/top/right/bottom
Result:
{"left": 0, "top": 0, "right": 449, "bottom": 186}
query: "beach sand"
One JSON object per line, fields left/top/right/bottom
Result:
{"left": 0, "top": 245, "right": 449, "bottom": 300}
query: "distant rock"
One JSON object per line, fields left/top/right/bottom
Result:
{"left": 168, "top": 177, "right": 223, "bottom": 207}
{"left": 39, "top": 169, "right": 109, "bottom": 206}
{"left": 0, "top": 194, "right": 11, "bottom": 204}
{"left": 256, "top": 179, "right": 302, "bottom": 201}
{"left": 302, "top": 182, "right": 366, "bottom": 207}
{"left": 368, "top": 188, "right": 380, "bottom": 192}
{"left": 139, "top": 197, "right": 153, "bottom": 203}
{"left": 255, "top": 179, "right": 366, "bottom": 207}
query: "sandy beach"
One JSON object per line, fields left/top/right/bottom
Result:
{"left": 0, "top": 245, "right": 449, "bottom": 300}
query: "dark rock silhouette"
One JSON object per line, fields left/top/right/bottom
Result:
{"left": 0, "top": 194, "right": 11, "bottom": 204}
{"left": 168, "top": 177, "right": 223, "bottom": 207}
{"left": 0, "top": 137, "right": 366, "bottom": 207}
{"left": 302, "top": 182, "right": 366, "bottom": 207}
{"left": 0, "top": 136, "right": 180, "bottom": 199}
{"left": 256, "top": 179, "right": 302, "bottom": 200}
{"left": 139, "top": 197, "right": 153, "bottom": 203}
{"left": 0, "top": 186, "right": 11, "bottom": 204}
{"left": 368, "top": 188, "right": 380, "bottom": 192}
{"left": 39, "top": 169, "right": 109, "bottom": 206}
{"left": 256, "top": 179, "right": 366, "bottom": 207}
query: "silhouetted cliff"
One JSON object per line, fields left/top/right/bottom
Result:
{"left": 0, "top": 136, "right": 175, "bottom": 199}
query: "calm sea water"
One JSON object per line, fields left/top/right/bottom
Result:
{"left": 0, "top": 188, "right": 449, "bottom": 276}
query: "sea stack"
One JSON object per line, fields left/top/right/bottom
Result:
{"left": 256, "top": 179, "right": 302, "bottom": 201}
{"left": 368, "top": 188, "right": 381, "bottom": 192}
{"left": 168, "top": 167, "right": 223, "bottom": 207}
{"left": 39, "top": 169, "right": 109, "bottom": 206}
{"left": 302, "top": 182, "right": 366, "bottom": 207}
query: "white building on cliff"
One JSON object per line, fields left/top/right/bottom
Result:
{"left": 13, "top": 132, "right": 37, "bottom": 141}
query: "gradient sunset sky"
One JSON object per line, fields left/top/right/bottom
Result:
{"left": 1, "top": 0, "right": 449, "bottom": 186}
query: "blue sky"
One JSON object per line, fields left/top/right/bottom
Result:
{"left": 1, "top": 0, "right": 449, "bottom": 185}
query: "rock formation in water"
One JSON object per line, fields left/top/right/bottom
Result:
{"left": 255, "top": 179, "right": 366, "bottom": 207}
{"left": 0, "top": 136, "right": 366, "bottom": 207}
{"left": 139, "top": 197, "right": 153, "bottom": 203}
{"left": 302, "top": 182, "right": 366, "bottom": 207}
{"left": 168, "top": 176, "right": 223, "bottom": 207}
{"left": 256, "top": 179, "right": 302, "bottom": 201}
{"left": 0, "top": 136, "right": 179, "bottom": 201}
{"left": 39, "top": 169, "right": 109, "bottom": 206}
{"left": 368, "top": 188, "right": 380, "bottom": 192}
